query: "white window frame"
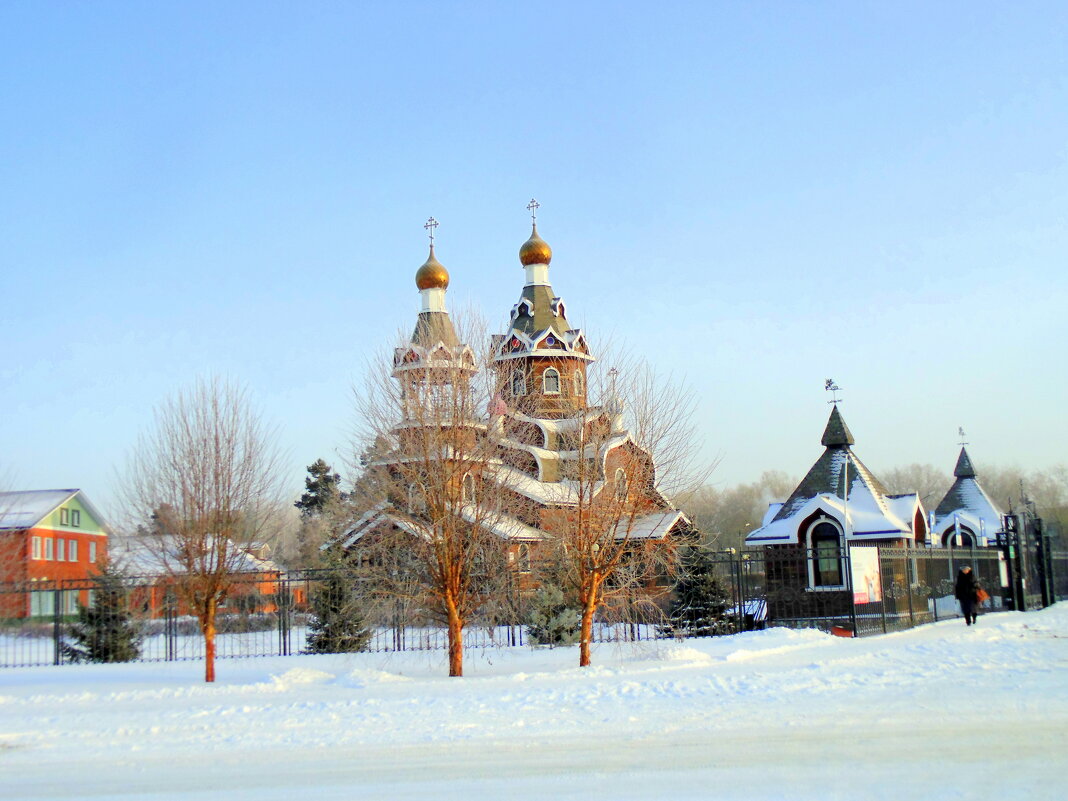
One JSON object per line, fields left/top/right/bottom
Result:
{"left": 573, "top": 370, "right": 584, "bottom": 396}
{"left": 543, "top": 367, "right": 561, "bottom": 395}
{"left": 44, "top": 538, "right": 54, "bottom": 561}
{"left": 71, "top": 509, "right": 81, "bottom": 527}
{"left": 56, "top": 539, "right": 65, "bottom": 562}
{"left": 89, "top": 541, "right": 97, "bottom": 564}
{"left": 68, "top": 539, "right": 78, "bottom": 562}
{"left": 806, "top": 517, "right": 846, "bottom": 591}
{"left": 60, "top": 508, "right": 69, "bottom": 525}
{"left": 32, "top": 536, "right": 42, "bottom": 560}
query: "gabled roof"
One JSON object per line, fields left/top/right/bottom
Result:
{"left": 110, "top": 534, "right": 281, "bottom": 575}
{"left": 933, "top": 447, "right": 1002, "bottom": 537}
{"left": 746, "top": 407, "right": 921, "bottom": 546}
{"left": 0, "top": 489, "right": 109, "bottom": 533}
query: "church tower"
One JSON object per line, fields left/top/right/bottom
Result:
{"left": 492, "top": 199, "right": 593, "bottom": 419}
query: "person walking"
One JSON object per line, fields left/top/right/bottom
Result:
{"left": 955, "top": 565, "right": 981, "bottom": 626}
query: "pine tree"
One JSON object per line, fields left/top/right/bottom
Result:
{"left": 62, "top": 562, "right": 143, "bottom": 663}
{"left": 661, "top": 546, "right": 733, "bottom": 638}
{"left": 526, "top": 584, "right": 580, "bottom": 648}
{"left": 304, "top": 570, "right": 372, "bottom": 654}
{"left": 295, "top": 459, "right": 346, "bottom": 518}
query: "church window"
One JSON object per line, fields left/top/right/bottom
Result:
{"left": 511, "top": 369, "right": 526, "bottom": 396}
{"left": 573, "top": 371, "right": 584, "bottom": 396}
{"left": 517, "top": 543, "right": 532, "bottom": 574}
{"left": 807, "top": 519, "right": 844, "bottom": 588}
{"left": 543, "top": 368, "right": 561, "bottom": 394}
{"left": 615, "top": 469, "right": 628, "bottom": 501}
{"left": 462, "top": 474, "right": 476, "bottom": 504}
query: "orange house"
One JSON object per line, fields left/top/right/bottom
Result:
{"left": 0, "top": 489, "right": 110, "bottom": 618}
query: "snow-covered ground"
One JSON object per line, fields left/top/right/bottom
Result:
{"left": 3, "top": 607, "right": 1067, "bottom": 801}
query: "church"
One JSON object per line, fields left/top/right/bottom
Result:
{"left": 336, "top": 204, "right": 690, "bottom": 610}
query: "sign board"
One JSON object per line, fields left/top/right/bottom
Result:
{"left": 850, "top": 546, "right": 882, "bottom": 604}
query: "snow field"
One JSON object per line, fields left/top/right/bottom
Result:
{"left": 2, "top": 607, "right": 1067, "bottom": 800}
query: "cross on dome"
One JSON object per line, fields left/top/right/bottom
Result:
{"left": 526, "top": 198, "right": 540, "bottom": 225}
{"left": 424, "top": 216, "right": 439, "bottom": 246}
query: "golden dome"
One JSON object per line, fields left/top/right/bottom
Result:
{"left": 519, "top": 224, "right": 552, "bottom": 266}
{"left": 415, "top": 245, "right": 449, "bottom": 290}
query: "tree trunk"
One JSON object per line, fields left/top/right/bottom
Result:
{"left": 446, "top": 602, "right": 464, "bottom": 677}
{"left": 202, "top": 597, "right": 217, "bottom": 683}
{"left": 579, "top": 589, "right": 598, "bottom": 667}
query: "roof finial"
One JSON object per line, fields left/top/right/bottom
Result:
{"left": 526, "top": 198, "right": 540, "bottom": 226}
{"left": 424, "top": 216, "right": 439, "bottom": 247}
{"left": 958, "top": 426, "right": 969, "bottom": 447}
{"left": 824, "top": 378, "right": 842, "bottom": 405}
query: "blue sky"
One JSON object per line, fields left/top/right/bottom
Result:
{"left": 2, "top": 2, "right": 1066, "bottom": 514}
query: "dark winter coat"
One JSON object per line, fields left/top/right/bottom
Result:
{"left": 954, "top": 569, "right": 980, "bottom": 603}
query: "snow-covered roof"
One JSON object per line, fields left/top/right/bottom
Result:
{"left": 932, "top": 448, "right": 1003, "bottom": 541}
{"left": 111, "top": 535, "right": 281, "bottom": 576}
{"left": 746, "top": 408, "right": 923, "bottom": 546}
{"left": 0, "top": 489, "right": 109, "bottom": 534}
{"left": 613, "top": 510, "right": 688, "bottom": 541}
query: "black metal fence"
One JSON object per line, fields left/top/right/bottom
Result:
{"left": 1, "top": 540, "right": 1062, "bottom": 669}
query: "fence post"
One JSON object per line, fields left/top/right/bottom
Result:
{"left": 905, "top": 554, "right": 916, "bottom": 628}
{"left": 53, "top": 584, "right": 62, "bottom": 665}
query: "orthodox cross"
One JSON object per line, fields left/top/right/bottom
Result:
{"left": 527, "top": 198, "right": 540, "bottom": 225}
{"left": 958, "top": 426, "right": 969, "bottom": 447}
{"left": 424, "top": 216, "right": 439, "bottom": 246}
{"left": 824, "top": 378, "right": 842, "bottom": 405}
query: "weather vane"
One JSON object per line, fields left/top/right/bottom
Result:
{"left": 958, "top": 426, "right": 968, "bottom": 447}
{"left": 824, "top": 379, "right": 842, "bottom": 405}
{"left": 526, "top": 198, "right": 540, "bottom": 225}
{"left": 424, "top": 216, "right": 439, "bottom": 246}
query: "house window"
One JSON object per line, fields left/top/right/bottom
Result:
{"left": 543, "top": 367, "right": 560, "bottom": 394}
{"left": 89, "top": 542, "right": 97, "bottom": 563}
{"left": 808, "top": 519, "right": 844, "bottom": 588}
{"left": 56, "top": 539, "right": 65, "bottom": 562}
{"left": 44, "top": 539, "right": 54, "bottom": 561}
{"left": 71, "top": 509, "right": 81, "bottom": 527}
{"left": 32, "top": 536, "right": 42, "bottom": 560}
{"left": 615, "top": 468, "right": 628, "bottom": 501}
{"left": 511, "top": 369, "right": 526, "bottom": 396}
{"left": 573, "top": 370, "right": 584, "bottom": 396}
{"left": 517, "top": 543, "right": 532, "bottom": 574}
{"left": 68, "top": 540, "right": 78, "bottom": 562}
{"left": 462, "top": 473, "right": 476, "bottom": 504}
{"left": 60, "top": 508, "right": 69, "bottom": 525}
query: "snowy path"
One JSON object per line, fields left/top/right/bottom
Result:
{"left": 3, "top": 608, "right": 1067, "bottom": 800}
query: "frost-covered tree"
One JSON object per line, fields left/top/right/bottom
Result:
{"left": 526, "top": 584, "right": 580, "bottom": 648}
{"left": 661, "top": 545, "right": 732, "bottom": 638}
{"left": 62, "top": 561, "right": 143, "bottom": 663}
{"left": 305, "top": 569, "right": 372, "bottom": 654}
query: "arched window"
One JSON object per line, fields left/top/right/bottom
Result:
{"left": 808, "top": 519, "right": 844, "bottom": 588}
{"left": 543, "top": 367, "right": 561, "bottom": 394}
{"left": 573, "top": 370, "right": 584, "bottom": 396}
{"left": 462, "top": 473, "right": 476, "bottom": 504}
{"left": 942, "top": 528, "right": 975, "bottom": 548}
{"left": 511, "top": 368, "right": 526, "bottom": 396}
{"left": 615, "top": 468, "right": 628, "bottom": 501}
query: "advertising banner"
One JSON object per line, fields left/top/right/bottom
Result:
{"left": 850, "top": 546, "right": 882, "bottom": 604}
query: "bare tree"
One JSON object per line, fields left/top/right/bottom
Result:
{"left": 528, "top": 352, "right": 709, "bottom": 668}
{"left": 122, "top": 377, "right": 284, "bottom": 682}
{"left": 878, "top": 463, "right": 952, "bottom": 507}
{"left": 348, "top": 311, "right": 517, "bottom": 677}
{"left": 678, "top": 470, "right": 797, "bottom": 552}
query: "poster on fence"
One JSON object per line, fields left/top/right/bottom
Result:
{"left": 850, "top": 546, "right": 882, "bottom": 604}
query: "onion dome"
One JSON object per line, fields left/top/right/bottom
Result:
{"left": 519, "top": 224, "right": 552, "bottom": 266}
{"left": 415, "top": 245, "right": 449, "bottom": 290}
